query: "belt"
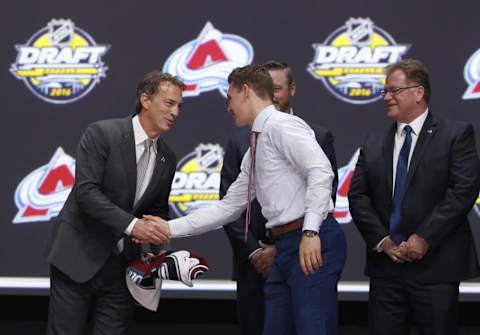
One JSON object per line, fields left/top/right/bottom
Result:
{"left": 265, "top": 213, "right": 334, "bottom": 241}
{"left": 267, "top": 217, "right": 304, "bottom": 240}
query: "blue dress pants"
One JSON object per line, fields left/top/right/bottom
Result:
{"left": 263, "top": 217, "right": 347, "bottom": 335}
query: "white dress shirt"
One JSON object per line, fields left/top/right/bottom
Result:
{"left": 376, "top": 108, "right": 428, "bottom": 251}
{"left": 169, "top": 105, "right": 334, "bottom": 237}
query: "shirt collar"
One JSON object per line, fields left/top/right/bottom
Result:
{"left": 396, "top": 108, "right": 429, "bottom": 136}
{"left": 251, "top": 104, "right": 277, "bottom": 133}
{"left": 132, "top": 115, "right": 158, "bottom": 154}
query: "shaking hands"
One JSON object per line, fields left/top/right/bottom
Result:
{"left": 131, "top": 215, "right": 171, "bottom": 244}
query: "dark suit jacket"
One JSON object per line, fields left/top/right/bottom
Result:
{"left": 46, "top": 116, "right": 177, "bottom": 283}
{"left": 220, "top": 122, "right": 338, "bottom": 279}
{"left": 348, "top": 112, "right": 480, "bottom": 283}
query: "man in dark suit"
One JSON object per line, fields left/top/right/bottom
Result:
{"left": 220, "top": 61, "right": 338, "bottom": 335}
{"left": 46, "top": 71, "right": 184, "bottom": 335}
{"left": 348, "top": 59, "right": 480, "bottom": 335}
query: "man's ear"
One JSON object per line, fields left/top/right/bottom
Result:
{"left": 415, "top": 86, "right": 425, "bottom": 103}
{"left": 140, "top": 93, "right": 150, "bottom": 110}
{"left": 289, "top": 81, "right": 296, "bottom": 98}
{"left": 242, "top": 83, "right": 249, "bottom": 99}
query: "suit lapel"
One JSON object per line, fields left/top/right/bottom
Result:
{"left": 405, "top": 113, "right": 437, "bottom": 191}
{"left": 119, "top": 117, "right": 137, "bottom": 208}
{"left": 383, "top": 124, "right": 396, "bottom": 198}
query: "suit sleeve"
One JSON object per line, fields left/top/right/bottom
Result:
{"left": 348, "top": 137, "right": 389, "bottom": 250}
{"left": 416, "top": 124, "right": 480, "bottom": 249}
{"left": 317, "top": 130, "right": 338, "bottom": 204}
{"left": 221, "top": 135, "right": 261, "bottom": 260}
{"left": 74, "top": 124, "right": 135, "bottom": 234}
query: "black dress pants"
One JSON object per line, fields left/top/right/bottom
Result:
{"left": 47, "top": 254, "right": 135, "bottom": 335}
{"left": 369, "top": 277, "right": 459, "bottom": 335}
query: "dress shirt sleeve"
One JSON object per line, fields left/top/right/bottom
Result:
{"left": 270, "top": 118, "right": 334, "bottom": 232}
{"left": 169, "top": 150, "right": 255, "bottom": 237}
{"left": 124, "top": 218, "right": 137, "bottom": 235}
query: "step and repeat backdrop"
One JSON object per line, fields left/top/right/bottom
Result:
{"left": 1, "top": 1, "right": 480, "bottom": 297}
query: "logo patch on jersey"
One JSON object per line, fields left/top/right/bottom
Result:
{"left": 10, "top": 19, "right": 109, "bottom": 104}
{"left": 169, "top": 144, "right": 224, "bottom": 217}
{"left": 163, "top": 22, "right": 254, "bottom": 98}
{"left": 13, "top": 147, "right": 75, "bottom": 223}
{"left": 308, "top": 18, "right": 409, "bottom": 104}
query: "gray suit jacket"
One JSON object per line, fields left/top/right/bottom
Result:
{"left": 46, "top": 116, "right": 177, "bottom": 283}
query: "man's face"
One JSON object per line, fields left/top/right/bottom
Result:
{"left": 142, "top": 82, "right": 183, "bottom": 134}
{"left": 269, "top": 69, "right": 295, "bottom": 112}
{"left": 227, "top": 84, "right": 251, "bottom": 127}
{"left": 384, "top": 69, "right": 422, "bottom": 122}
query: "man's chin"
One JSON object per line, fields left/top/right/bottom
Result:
{"left": 274, "top": 104, "right": 289, "bottom": 113}
{"left": 234, "top": 119, "right": 248, "bottom": 128}
{"left": 386, "top": 108, "right": 398, "bottom": 120}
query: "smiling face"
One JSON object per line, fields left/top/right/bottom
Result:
{"left": 139, "top": 81, "right": 183, "bottom": 136}
{"left": 269, "top": 69, "right": 295, "bottom": 112}
{"left": 384, "top": 69, "right": 424, "bottom": 123}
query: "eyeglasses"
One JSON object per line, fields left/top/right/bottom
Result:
{"left": 380, "top": 85, "right": 421, "bottom": 97}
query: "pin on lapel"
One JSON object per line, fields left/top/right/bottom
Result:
{"left": 160, "top": 156, "right": 166, "bottom": 163}
{"left": 427, "top": 129, "right": 433, "bottom": 134}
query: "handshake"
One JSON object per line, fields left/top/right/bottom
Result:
{"left": 131, "top": 215, "right": 171, "bottom": 245}
{"left": 381, "top": 234, "right": 430, "bottom": 263}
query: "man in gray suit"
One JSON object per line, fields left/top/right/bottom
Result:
{"left": 46, "top": 71, "right": 184, "bottom": 335}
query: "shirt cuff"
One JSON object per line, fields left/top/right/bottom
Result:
{"left": 302, "top": 212, "right": 324, "bottom": 232}
{"left": 124, "top": 218, "right": 137, "bottom": 236}
{"left": 168, "top": 217, "right": 189, "bottom": 237}
{"left": 375, "top": 236, "right": 389, "bottom": 252}
{"left": 248, "top": 248, "right": 262, "bottom": 260}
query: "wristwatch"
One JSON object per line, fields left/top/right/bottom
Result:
{"left": 303, "top": 230, "right": 318, "bottom": 237}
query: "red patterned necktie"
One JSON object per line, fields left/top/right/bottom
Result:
{"left": 245, "top": 131, "right": 258, "bottom": 242}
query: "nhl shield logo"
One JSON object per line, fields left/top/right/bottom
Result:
{"left": 346, "top": 18, "right": 373, "bottom": 47}
{"left": 47, "top": 19, "right": 74, "bottom": 46}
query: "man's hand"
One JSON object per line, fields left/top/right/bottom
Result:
{"left": 131, "top": 216, "right": 171, "bottom": 244}
{"left": 380, "top": 237, "right": 412, "bottom": 263}
{"left": 250, "top": 241, "right": 277, "bottom": 278}
{"left": 399, "top": 234, "right": 429, "bottom": 260}
{"left": 299, "top": 234, "right": 322, "bottom": 275}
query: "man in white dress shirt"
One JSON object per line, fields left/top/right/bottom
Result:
{"left": 152, "top": 65, "right": 347, "bottom": 335}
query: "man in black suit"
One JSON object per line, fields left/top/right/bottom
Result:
{"left": 348, "top": 59, "right": 480, "bottom": 335}
{"left": 46, "top": 71, "right": 184, "bottom": 335}
{"left": 220, "top": 61, "right": 338, "bottom": 335}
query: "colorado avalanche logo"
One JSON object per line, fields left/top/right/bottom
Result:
{"left": 163, "top": 22, "right": 254, "bottom": 98}
{"left": 463, "top": 49, "right": 480, "bottom": 100}
{"left": 13, "top": 147, "right": 75, "bottom": 223}
{"left": 333, "top": 149, "right": 359, "bottom": 223}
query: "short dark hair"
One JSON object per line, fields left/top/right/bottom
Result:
{"left": 227, "top": 65, "right": 273, "bottom": 101}
{"left": 385, "top": 58, "right": 431, "bottom": 103}
{"left": 262, "top": 60, "right": 294, "bottom": 85}
{"left": 135, "top": 71, "right": 186, "bottom": 114}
